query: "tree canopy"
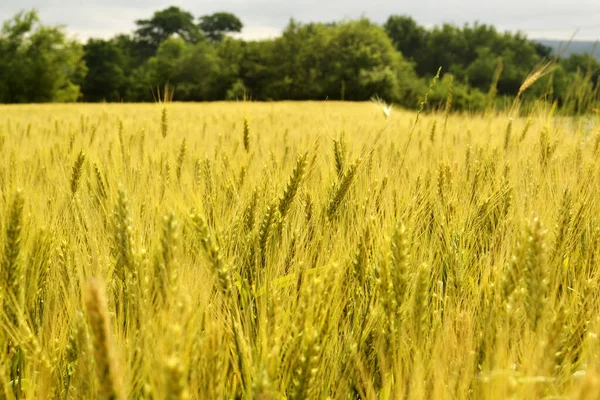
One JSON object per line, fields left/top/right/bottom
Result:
{"left": 1, "top": 7, "right": 599, "bottom": 113}
{"left": 134, "top": 6, "right": 201, "bottom": 57}
{"left": 199, "top": 12, "right": 243, "bottom": 42}
{"left": 0, "top": 10, "right": 86, "bottom": 103}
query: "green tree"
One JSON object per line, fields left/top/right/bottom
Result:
{"left": 81, "top": 39, "right": 127, "bottom": 101}
{"left": 558, "top": 53, "right": 600, "bottom": 113}
{"left": 198, "top": 12, "right": 243, "bottom": 42}
{"left": 147, "top": 37, "right": 188, "bottom": 85}
{"left": 0, "top": 10, "right": 86, "bottom": 103}
{"left": 383, "top": 19, "right": 551, "bottom": 103}
{"left": 237, "top": 40, "right": 277, "bottom": 100}
{"left": 214, "top": 38, "right": 247, "bottom": 99}
{"left": 261, "top": 19, "right": 421, "bottom": 106}
{"left": 112, "top": 34, "right": 145, "bottom": 70}
{"left": 134, "top": 6, "right": 201, "bottom": 58}
{"left": 383, "top": 15, "right": 427, "bottom": 65}
{"left": 144, "top": 37, "right": 221, "bottom": 101}
{"left": 171, "top": 42, "right": 222, "bottom": 100}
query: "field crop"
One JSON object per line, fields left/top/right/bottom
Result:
{"left": 0, "top": 102, "right": 599, "bottom": 399}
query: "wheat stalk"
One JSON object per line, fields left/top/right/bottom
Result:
{"left": 85, "top": 278, "right": 124, "bottom": 400}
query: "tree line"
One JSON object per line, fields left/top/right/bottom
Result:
{"left": 1, "top": 7, "right": 599, "bottom": 112}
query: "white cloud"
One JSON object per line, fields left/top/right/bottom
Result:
{"left": 234, "top": 25, "right": 282, "bottom": 41}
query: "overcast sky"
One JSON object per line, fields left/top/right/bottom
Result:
{"left": 1, "top": 0, "right": 599, "bottom": 42}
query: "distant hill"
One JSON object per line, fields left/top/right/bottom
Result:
{"left": 536, "top": 39, "right": 600, "bottom": 60}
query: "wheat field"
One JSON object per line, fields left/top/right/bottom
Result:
{"left": 0, "top": 101, "right": 599, "bottom": 399}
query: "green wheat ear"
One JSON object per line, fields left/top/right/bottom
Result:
{"left": 243, "top": 117, "right": 250, "bottom": 152}
{"left": 70, "top": 150, "right": 86, "bottom": 196}
{"left": 524, "top": 215, "right": 547, "bottom": 331}
{"left": 390, "top": 223, "right": 409, "bottom": 303}
{"left": 112, "top": 187, "right": 137, "bottom": 328}
{"left": 93, "top": 163, "right": 107, "bottom": 200}
{"left": 412, "top": 263, "right": 430, "bottom": 339}
{"left": 3, "top": 189, "right": 25, "bottom": 327}
{"left": 242, "top": 189, "right": 259, "bottom": 233}
{"left": 333, "top": 135, "right": 346, "bottom": 177}
{"left": 160, "top": 211, "right": 179, "bottom": 289}
{"left": 257, "top": 204, "right": 276, "bottom": 268}
{"left": 176, "top": 138, "right": 187, "bottom": 182}
{"left": 327, "top": 159, "right": 359, "bottom": 220}
{"left": 503, "top": 118, "right": 513, "bottom": 151}
{"left": 278, "top": 151, "right": 308, "bottom": 218}
{"left": 161, "top": 106, "right": 168, "bottom": 138}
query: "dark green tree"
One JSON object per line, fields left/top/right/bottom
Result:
{"left": 237, "top": 40, "right": 277, "bottom": 100}
{"left": 144, "top": 37, "right": 222, "bottom": 101}
{"left": 81, "top": 39, "right": 127, "bottom": 101}
{"left": 214, "top": 38, "right": 247, "bottom": 99}
{"left": 383, "top": 15, "right": 427, "bottom": 64}
{"left": 198, "top": 12, "right": 243, "bottom": 42}
{"left": 134, "top": 6, "right": 201, "bottom": 57}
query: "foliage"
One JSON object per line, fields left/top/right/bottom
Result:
{"left": 199, "top": 12, "right": 243, "bottom": 42}
{"left": 1, "top": 8, "right": 600, "bottom": 113}
{"left": 81, "top": 39, "right": 128, "bottom": 102}
{"left": 0, "top": 10, "right": 86, "bottom": 103}
{"left": 134, "top": 6, "right": 201, "bottom": 58}
{"left": 251, "top": 18, "right": 422, "bottom": 106}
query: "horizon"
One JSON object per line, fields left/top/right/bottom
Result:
{"left": 1, "top": 1, "right": 599, "bottom": 43}
{"left": 47, "top": 21, "right": 600, "bottom": 45}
